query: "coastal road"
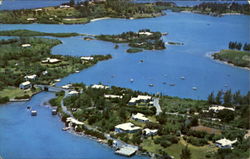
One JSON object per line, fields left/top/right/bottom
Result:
{"left": 153, "top": 98, "right": 162, "bottom": 115}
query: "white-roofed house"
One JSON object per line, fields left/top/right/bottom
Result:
{"left": 128, "top": 97, "right": 138, "bottom": 106}
{"left": 21, "top": 44, "right": 31, "bottom": 48}
{"left": 104, "top": 94, "right": 123, "bottom": 99}
{"left": 138, "top": 32, "right": 153, "bottom": 36}
{"left": 24, "top": 74, "right": 37, "bottom": 80}
{"left": 27, "top": 18, "right": 37, "bottom": 21}
{"left": 19, "top": 81, "right": 31, "bottom": 89}
{"left": 209, "top": 105, "right": 235, "bottom": 113}
{"left": 143, "top": 128, "right": 158, "bottom": 136}
{"left": 68, "top": 90, "right": 79, "bottom": 95}
{"left": 91, "top": 84, "right": 109, "bottom": 89}
{"left": 132, "top": 113, "right": 150, "bottom": 122}
{"left": 81, "top": 56, "right": 94, "bottom": 61}
{"left": 215, "top": 138, "right": 237, "bottom": 149}
{"left": 128, "top": 95, "right": 152, "bottom": 106}
{"left": 41, "top": 58, "right": 61, "bottom": 64}
{"left": 115, "top": 122, "right": 141, "bottom": 133}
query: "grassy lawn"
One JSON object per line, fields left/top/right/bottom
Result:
{"left": 0, "top": 87, "right": 40, "bottom": 99}
{"left": 141, "top": 137, "right": 217, "bottom": 159}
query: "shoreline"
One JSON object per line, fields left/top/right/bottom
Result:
{"left": 206, "top": 52, "right": 250, "bottom": 71}
{"left": 90, "top": 17, "right": 111, "bottom": 22}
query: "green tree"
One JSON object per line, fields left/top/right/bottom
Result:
{"left": 180, "top": 145, "right": 191, "bottom": 159}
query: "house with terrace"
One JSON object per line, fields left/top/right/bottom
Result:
{"left": 115, "top": 122, "right": 141, "bottom": 133}
{"left": 128, "top": 95, "right": 153, "bottom": 106}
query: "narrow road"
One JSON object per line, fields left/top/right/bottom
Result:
{"left": 153, "top": 98, "right": 162, "bottom": 115}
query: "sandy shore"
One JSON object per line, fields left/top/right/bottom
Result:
{"left": 90, "top": 17, "right": 111, "bottom": 22}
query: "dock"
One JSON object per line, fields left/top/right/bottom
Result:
{"left": 115, "top": 146, "right": 137, "bottom": 157}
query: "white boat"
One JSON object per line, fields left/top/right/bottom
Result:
{"left": 192, "top": 87, "right": 197, "bottom": 90}
{"left": 62, "top": 127, "right": 70, "bottom": 131}
{"left": 148, "top": 84, "right": 154, "bottom": 87}
{"left": 180, "top": 76, "right": 185, "bottom": 80}
{"left": 130, "top": 79, "right": 134, "bottom": 83}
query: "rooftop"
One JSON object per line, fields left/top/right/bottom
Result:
{"left": 91, "top": 84, "right": 109, "bottom": 89}
{"left": 216, "top": 138, "right": 237, "bottom": 147}
{"left": 132, "top": 113, "right": 149, "bottom": 122}
{"left": 104, "top": 94, "right": 123, "bottom": 99}
{"left": 115, "top": 122, "right": 141, "bottom": 131}
{"left": 115, "top": 146, "right": 137, "bottom": 157}
{"left": 20, "top": 81, "right": 31, "bottom": 86}
{"left": 66, "top": 117, "right": 84, "bottom": 125}
{"left": 209, "top": 105, "right": 235, "bottom": 112}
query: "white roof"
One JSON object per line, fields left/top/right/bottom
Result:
{"left": 129, "top": 97, "right": 138, "bottom": 103}
{"left": 66, "top": 117, "right": 84, "bottom": 125}
{"left": 115, "top": 122, "right": 141, "bottom": 131}
{"left": 68, "top": 90, "right": 79, "bottom": 95}
{"left": 20, "top": 81, "right": 31, "bottom": 86}
{"left": 27, "top": 18, "right": 37, "bottom": 21}
{"left": 138, "top": 32, "right": 153, "bottom": 36}
{"left": 35, "top": 8, "right": 42, "bottom": 11}
{"left": 143, "top": 128, "right": 158, "bottom": 135}
{"left": 60, "top": 5, "right": 70, "bottom": 8}
{"left": 104, "top": 94, "right": 123, "bottom": 99}
{"left": 42, "top": 58, "right": 60, "bottom": 63}
{"left": 137, "top": 95, "right": 151, "bottom": 100}
{"left": 24, "top": 74, "right": 37, "bottom": 80}
{"left": 91, "top": 84, "right": 109, "bottom": 89}
{"left": 21, "top": 44, "right": 31, "bottom": 47}
{"left": 209, "top": 105, "right": 235, "bottom": 112}
{"left": 61, "top": 84, "right": 72, "bottom": 89}
{"left": 216, "top": 138, "right": 237, "bottom": 147}
{"left": 81, "top": 56, "right": 94, "bottom": 60}
{"left": 132, "top": 113, "right": 149, "bottom": 121}
{"left": 115, "top": 146, "right": 137, "bottom": 156}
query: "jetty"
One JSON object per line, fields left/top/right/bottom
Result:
{"left": 115, "top": 146, "right": 137, "bottom": 157}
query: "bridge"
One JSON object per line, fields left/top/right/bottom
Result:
{"left": 35, "top": 84, "right": 66, "bottom": 92}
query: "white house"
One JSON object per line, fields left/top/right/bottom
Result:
{"left": 68, "top": 90, "right": 79, "bottom": 95}
{"left": 91, "top": 84, "right": 109, "bottom": 89}
{"left": 104, "top": 94, "right": 123, "bottom": 99}
{"left": 60, "top": 5, "right": 70, "bottom": 8}
{"left": 143, "top": 128, "right": 158, "bottom": 136}
{"left": 209, "top": 105, "right": 235, "bottom": 113}
{"left": 132, "top": 113, "right": 150, "bottom": 122}
{"left": 215, "top": 138, "right": 237, "bottom": 149}
{"left": 42, "top": 70, "right": 48, "bottom": 75}
{"left": 21, "top": 44, "right": 31, "bottom": 48}
{"left": 115, "top": 122, "right": 141, "bottom": 133}
{"left": 19, "top": 81, "right": 31, "bottom": 89}
{"left": 27, "top": 18, "right": 37, "bottom": 21}
{"left": 66, "top": 117, "right": 84, "bottom": 125}
{"left": 80, "top": 56, "right": 94, "bottom": 61}
{"left": 138, "top": 32, "right": 153, "bottom": 36}
{"left": 61, "top": 84, "right": 72, "bottom": 89}
{"left": 42, "top": 58, "right": 61, "bottom": 64}
{"left": 128, "top": 95, "right": 152, "bottom": 106}
{"left": 24, "top": 74, "right": 37, "bottom": 80}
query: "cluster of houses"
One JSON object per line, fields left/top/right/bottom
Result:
{"left": 115, "top": 113, "right": 158, "bottom": 136}
{"left": 128, "top": 95, "right": 153, "bottom": 106}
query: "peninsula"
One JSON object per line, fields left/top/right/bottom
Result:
{"left": 49, "top": 83, "right": 250, "bottom": 159}
{"left": 0, "top": 35, "right": 111, "bottom": 103}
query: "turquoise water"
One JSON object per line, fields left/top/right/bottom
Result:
{"left": 1, "top": 11, "right": 248, "bottom": 99}
{"left": 0, "top": 10, "right": 249, "bottom": 159}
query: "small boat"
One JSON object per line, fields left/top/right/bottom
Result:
{"left": 130, "top": 79, "right": 134, "bottom": 83}
{"left": 148, "top": 84, "right": 154, "bottom": 87}
{"left": 162, "top": 82, "right": 167, "bottom": 85}
{"left": 180, "top": 76, "right": 185, "bottom": 80}
{"left": 31, "top": 110, "right": 37, "bottom": 116}
{"left": 75, "top": 70, "right": 80, "bottom": 73}
{"left": 139, "top": 60, "right": 144, "bottom": 63}
{"left": 62, "top": 127, "right": 70, "bottom": 131}
{"left": 111, "top": 75, "right": 115, "bottom": 78}
{"left": 162, "top": 32, "right": 168, "bottom": 36}
{"left": 224, "top": 84, "right": 228, "bottom": 87}
{"left": 192, "top": 87, "right": 197, "bottom": 90}
{"left": 27, "top": 106, "right": 31, "bottom": 110}
{"left": 169, "top": 83, "right": 176, "bottom": 86}
{"left": 52, "top": 109, "right": 57, "bottom": 115}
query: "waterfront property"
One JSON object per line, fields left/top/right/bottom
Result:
{"left": 19, "top": 81, "right": 31, "bottom": 89}
{"left": 215, "top": 138, "right": 237, "bottom": 149}
{"left": 115, "top": 146, "right": 138, "bottom": 157}
{"left": 91, "top": 84, "right": 109, "bottom": 89}
{"left": 115, "top": 122, "right": 141, "bottom": 133}
{"left": 132, "top": 113, "right": 150, "bottom": 122}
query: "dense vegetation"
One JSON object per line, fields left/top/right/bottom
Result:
{"left": 228, "top": 41, "right": 250, "bottom": 51}
{"left": 213, "top": 49, "right": 250, "bottom": 68}
{"left": 96, "top": 29, "right": 165, "bottom": 52}
{"left": 0, "top": 0, "right": 174, "bottom": 24}
{"left": 0, "top": 29, "right": 79, "bottom": 37}
{"left": 0, "top": 37, "right": 111, "bottom": 101}
{"left": 191, "top": 2, "right": 250, "bottom": 16}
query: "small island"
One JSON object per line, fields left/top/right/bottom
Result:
{"left": 212, "top": 42, "right": 250, "bottom": 69}
{"left": 49, "top": 83, "right": 250, "bottom": 159}
{"left": 0, "top": 33, "right": 112, "bottom": 103}
{"left": 96, "top": 29, "right": 166, "bottom": 53}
